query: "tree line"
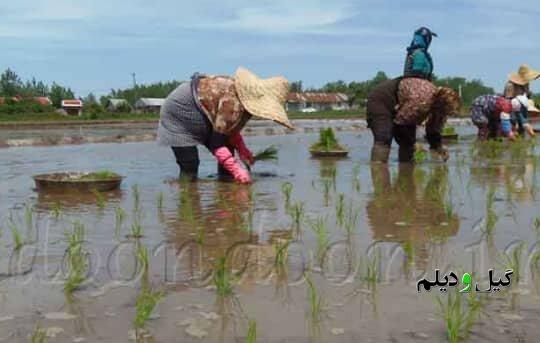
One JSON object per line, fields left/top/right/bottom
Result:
{"left": 0, "top": 67, "right": 531, "bottom": 114}
{"left": 290, "top": 71, "right": 497, "bottom": 108}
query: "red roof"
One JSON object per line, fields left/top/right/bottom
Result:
{"left": 33, "top": 97, "right": 52, "bottom": 106}
{"left": 287, "top": 92, "right": 348, "bottom": 104}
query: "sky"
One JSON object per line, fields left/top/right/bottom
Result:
{"left": 1, "top": 0, "right": 539, "bottom": 97}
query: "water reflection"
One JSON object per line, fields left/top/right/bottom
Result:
{"left": 366, "top": 164, "right": 460, "bottom": 271}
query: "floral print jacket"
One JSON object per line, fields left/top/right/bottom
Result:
{"left": 396, "top": 77, "right": 446, "bottom": 135}
{"left": 197, "top": 76, "right": 252, "bottom": 136}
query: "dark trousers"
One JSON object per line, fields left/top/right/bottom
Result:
{"left": 171, "top": 145, "right": 235, "bottom": 179}
{"left": 368, "top": 111, "right": 416, "bottom": 162}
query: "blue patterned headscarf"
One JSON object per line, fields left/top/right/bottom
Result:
{"left": 408, "top": 27, "right": 437, "bottom": 51}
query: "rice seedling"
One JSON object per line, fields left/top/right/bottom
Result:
{"left": 29, "top": 323, "right": 47, "bottom": 343}
{"left": 499, "top": 242, "right": 525, "bottom": 286}
{"left": 156, "top": 191, "right": 164, "bottom": 211}
{"left": 132, "top": 184, "right": 141, "bottom": 213}
{"left": 484, "top": 187, "right": 498, "bottom": 236}
{"left": 310, "top": 216, "right": 329, "bottom": 264}
{"left": 274, "top": 239, "right": 289, "bottom": 268}
{"left": 51, "top": 201, "right": 62, "bottom": 219}
{"left": 134, "top": 287, "right": 165, "bottom": 335}
{"left": 335, "top": 193, "right": 345, "bottom": 227}
{"left": 79, "top": 170, "right": 120, "bottom": 181}
{"left": 305, "top": 273, "right": 325, "bottom": 323}
{"left": 444, "top": 200, "right": 454, "bottom": 220}
{"left": 288, "top": 202, "right": 305, "bottom": 233}
{"left": 359, "top": 251, "right": 380, "bottom": 290}
{"left": 253, "top": 145, "right": 278, "bottom": 162}
{"left": 413, "top": 149, "right": 427, "bottom": 163}
{"left": 7, "top": 214, "right": 24, "bottom": 251}
{"left": 352, "top": 164, "right": 361, "bottom": 192}
{"left": 64, "top": 221, "right": 87, "bottom": 294}
{"left": 246, "top": 319, "right": 257, "bottom": 343}
{"left": 195, "top": 227, "right": 205, "bottom": 246}
{"left": 91, "top": 189, "right": 106, "bottom": 209}
{"left": 24, "top": 203, "right": 33, "bottom": 233}
{"left": 281, "top": 182, "right": 293, "bottom": 209}
{"left": 534, "top": 216, "right": 540, "bottom": 235}
{"left": 114, "top": 207, "right": 126, "bottom": 236}
{"left": 213, "top": 256, "right": 233, "bottom": 297}
{"left": 130, "top": 215, "right": 144, "bottom": 238}
{"left": 322, "top": 178, "right": 332, "bottom": 206}
{"left": 343, "top": 203, "right": 359, "bottom": 236}
{"left": 435, "top": 291, "right": 485, "bottom": 343}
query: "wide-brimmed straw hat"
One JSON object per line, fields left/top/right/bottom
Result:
{"left": 528, "top": 99, "right": 540, "bottom": 114}
{"left": 508, "top": 64, "right": 540, "bottom": 85}
{"left": 234, "top": 67, "right": 293, "bottom": 129}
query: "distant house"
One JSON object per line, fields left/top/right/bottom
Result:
{"left": 0, "top": 96, "right": 20, "bottom": 105}
{"left": 61, "top": 99, "right": 84, "bottom": 116}
{"left": 106, "top": 98, "right": 132, "bottom": 112}
{"left": 135, "top": 98, "right": 165, "bottom": 113}
{"left": 286, "top": 92, "right": 349, "bottom": 112}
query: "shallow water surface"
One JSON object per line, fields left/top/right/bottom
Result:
{"left": 1, "top": 127, "right": 540, "bottom": 342}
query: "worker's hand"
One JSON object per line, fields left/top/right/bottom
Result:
{"left": 431, "top": 146, "right": 449, "bottom": 162}
{"left": 507, "top": 131, "right": 517, "bottom": 141}
{"left": 228, "top": 133, "right": 255, "bottom": 165}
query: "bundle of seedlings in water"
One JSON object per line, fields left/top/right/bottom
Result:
{"left": 441, "top": 126, "right": 459, "bottom": 141}
{"left": 64, "top": 221, "right": 87, "bottom": 294}
{"left": 310, "top": 128, "right": 348, "bottom": 157}
{"left": 435, "top": 291, "right": 485, "bottom": 343}
{"left": 79, "top": 170, "right": 121, "bottom": 181}
{"left": 130, "top": 215, "right": 144, "bottom": 238}
{"left": 254, "top": 146, "right": 279, "bottom": 162}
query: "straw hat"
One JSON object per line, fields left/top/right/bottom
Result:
{"left": 508, "top": 64, "right": 540, "bottom": 85}
{"left": 234, "top": 67, "right": 293, "bottom": 129}
{"left": 528, "top": 99, "right": 540, "bottom": 114}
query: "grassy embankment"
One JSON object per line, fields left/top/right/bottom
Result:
{"left": 0, "top": 109, "right": 365, "bottom": 125}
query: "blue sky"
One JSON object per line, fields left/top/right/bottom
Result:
{"left": 1, "top": 0, "right": 539, "bottom": 96}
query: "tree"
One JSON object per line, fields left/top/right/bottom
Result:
{"left": 49, "top": 82, "right": 75, "bottom": 108}
{"left": 290, "top": 81, "right": 303, "bottom": 93}
{"left": 0, "top": 68, "right": 23, "bottom": 96}
{"left": 84, "top": 93, "right": 98, "bottom": 104}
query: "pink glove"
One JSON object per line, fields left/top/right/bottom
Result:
{"left": 228, "top": 133, "right": 254, "bottom": 166}
{"left": 213, "top": 147, "right": 252, "bottom": 184}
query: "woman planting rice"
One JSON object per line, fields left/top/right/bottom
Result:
{"left": 366, "top": 77, "right": 461, "bottom": 163}
{"left": 157, "top": 67, "right": 292, "bottom": 183}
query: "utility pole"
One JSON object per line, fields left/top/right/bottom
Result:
{"left": 458, "top": 84, "right": 462, "bottom": 98}
{"left": 131, "top": 73, "right": 137, "bottom": 88}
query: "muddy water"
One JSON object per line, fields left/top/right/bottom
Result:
{"left": 1, "top": 126, "right": 540, "bottom": 342}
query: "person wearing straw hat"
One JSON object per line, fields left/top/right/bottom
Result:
{"left": 157, "top": 67, "right": 292, "bottom": 184}
{"left": 510, "top": 94, "right": 536, "bottom": 137}
{"left": 504, "top": 64, "right": 540, "bottom": 98}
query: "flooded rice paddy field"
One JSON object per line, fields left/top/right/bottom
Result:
{"left": 1, "top": 125, "right": 540, "bottom": 342}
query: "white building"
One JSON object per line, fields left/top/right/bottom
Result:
{"left": 134, "top": 98, "right": 165, "bottom": 113}
{"left": 286, "top": 92, "right": 349, "bottom": 112}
